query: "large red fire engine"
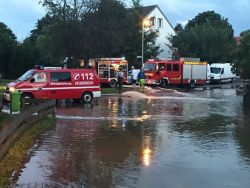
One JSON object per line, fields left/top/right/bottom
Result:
{"left": 144, "top": 58, "right": 208, "bottom": 88}
{"left": 90, "top": 58, "right": 128, "bottom": 88}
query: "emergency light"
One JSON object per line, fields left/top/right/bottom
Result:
{"left": 34, "top": 65, "right": 44, "bottom": 70}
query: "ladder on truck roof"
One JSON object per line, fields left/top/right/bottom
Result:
{"left": 98, "top": 57, "right": 126, "bottom": 61}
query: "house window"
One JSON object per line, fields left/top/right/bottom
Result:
{"left": 150, "top": 17, "right": 155, "bottom": 27}
{"left": 158, "top": 18, "right": 163, "bottom": 28}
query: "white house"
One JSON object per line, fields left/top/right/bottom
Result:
{"left": 141, "top": 5, "right": 176, "bottom": 60}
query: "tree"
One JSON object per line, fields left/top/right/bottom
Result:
{"left": 82, "top": 0, "right": 130, "bottom": 58}
{"left": 124, "top": 0, "right": 161, "bottom": 68}
{"left": 119, "top": 0, "right": 142, "bottom": 68}
{"left": 5, "top": 15, "right": 58, "bottom": 78}
{"left": 35, "top": 0, "right": 161, "bottom": 68}
{"left": 232, "top": 30, "right": 250, "bottom": 79}
{"left": 170, "top": 11, "right": 236, "bottom": 63}
{"left": 144, "top": 29, "right": 162, "bottom": 61}
{"left": 38, "top": 0, "right": 98, "bottom": 67}
{"left": 174, "top": 23, "right": 183, "bottom": 33}
{"left": 0, "top": 22, "right": 17, "bottom": 78}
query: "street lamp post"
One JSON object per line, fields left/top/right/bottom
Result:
{"left": 141, "top": 19, "right": 151, "bottom": 67}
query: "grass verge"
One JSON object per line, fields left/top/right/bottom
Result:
{"left": 0, "top": 113, "right": 13, "bottom": 131}
{"left": 101, "top": 86, "right": 131, "bottom": 94}
{"left": 101, "top": 87, "right": 119, "bottom": 94}
{"left": 0, "top": 117, "right": 56, "bottom": 187}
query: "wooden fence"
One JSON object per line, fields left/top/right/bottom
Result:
{"left": 0, "top": 99, "right": 56, "bottom": 159}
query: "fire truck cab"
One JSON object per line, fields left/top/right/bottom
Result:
{"left": 144, "top": 58, "right": 208, "bottom": 88}
{"left": 90, "top": 58, "right": 128, "bottom": 88}
{"left": 4, "top": 65, "right": 101, "bottom": 103}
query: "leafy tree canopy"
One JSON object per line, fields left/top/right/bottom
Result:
{"left": 232, "top": 30, "right": 250, "bottom": 79}
{"left": 1, "top": 0, "right": 162, "bottom": 78}
{"left": 170, "top": 11, "right": 236, "bottom": 63}
{"left": 174, "top": 23, "right": 183, "bottom": 33}
{"left": 0, "top": 22, "right": 17, "bottom": 77}
{"left": 35, "top": 0, "right": 161, "bottom": 68}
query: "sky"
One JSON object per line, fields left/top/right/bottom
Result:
{"left": 0, "top": 0, "right": 250, "bottom": 41}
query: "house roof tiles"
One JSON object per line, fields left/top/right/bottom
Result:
{"left": 140, "top": 5, "right": 158, "bottom": 17}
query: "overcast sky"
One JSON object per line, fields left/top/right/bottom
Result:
{"left": 0, "top": 0, "right": 250, "bottom": 41}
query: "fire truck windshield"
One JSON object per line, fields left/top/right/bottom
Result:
{"left": 17, "top": 69, "right": 34, "bottom": 81}
{"left": 144, "top": 63, "right": 156, "bottom": 71}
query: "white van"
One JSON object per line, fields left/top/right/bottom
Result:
{"left": 209, "top": 63, "right": 236, "bottom": 83}
{"left": 206, "top": 64, "right": 211, "bottom": 83}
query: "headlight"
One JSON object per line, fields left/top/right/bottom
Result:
{"left": 9, "top": 87, "right": 16, "bottom": 92}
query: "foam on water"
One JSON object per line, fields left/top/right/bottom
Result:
{"left": 148, "top": 96, "right": 226, "bottom": 102}
{"left": 55, "top": 114, "right": 185, "bottom": 122}
{"left": 122, "top": 91, "right": 148, "bottom": 99}
{"left": 56, "top": 114, "right": 153, "bottom": 121}
{"left": 121, "top": 90, "right": 226, "bottom": 102}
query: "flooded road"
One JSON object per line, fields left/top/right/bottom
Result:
{"left": 15, "top": 88, "right": 250, "bottom": 188}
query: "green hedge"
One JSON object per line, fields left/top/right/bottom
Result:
{"left": 0, "top": 79, "right": 11, "bottom": 92}
{"left": 0, "top": 84, "right": 5, "bottom": 92}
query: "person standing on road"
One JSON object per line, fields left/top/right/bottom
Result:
{"left": 138, "top": 68, "right": 146, "bottom": 92}
{"left": 131, "top": 66, "right": 138, "bottom": 90}
{"left": 117, "top": 68, "right": 124, "bottom": 94}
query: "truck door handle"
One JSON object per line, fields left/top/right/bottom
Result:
{"left": 51, "top": 90, "right": 56, "bottom": 93}
{"left": 38, "top": 87, "right": 42, "bottom": 90}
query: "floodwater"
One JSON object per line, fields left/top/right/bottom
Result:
{"left": 14, "top": 88, "right": 250, "bottom": 188}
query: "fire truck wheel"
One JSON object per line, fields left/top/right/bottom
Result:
{"left": 81, "top": 92, "right": 93, "bottom": 103}
{"left": 189, "top": 80, "right": 196, "bottom": 88}
{"left": 21, "top": 93, "right": 32, "bottom": 107}
{"left": 109, "top": 79, "right": 117, "bottom": 88}
{"left": 160, "top": 79, "right": 168, "bottom": 88}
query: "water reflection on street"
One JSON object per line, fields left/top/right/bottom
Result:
{"left": 15, "top": 89, "right": 250, "bottom": 188}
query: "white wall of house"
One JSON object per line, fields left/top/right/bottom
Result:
{"left": 145, "top": 7, "right": 176, "bottom": 60}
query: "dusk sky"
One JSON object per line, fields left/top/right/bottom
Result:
{"left": 0, "top": 0, "right": 250, "bottom": 41}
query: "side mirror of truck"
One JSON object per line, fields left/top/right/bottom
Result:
{"left": 30, "top": 78, "right": 35, "bottom": 83}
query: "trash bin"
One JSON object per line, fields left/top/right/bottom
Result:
{"left": 11, "top": 91, "right": 21, "bottom": 112}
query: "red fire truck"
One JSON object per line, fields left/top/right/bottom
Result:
{"left": 144, "top": 58, "right": 208, "bottom": 88}
{"left": 90, "top": 58, "right": 128, "bottom": 88}
{"left": 4, "top": 65, "right": 101, "bottom": 103}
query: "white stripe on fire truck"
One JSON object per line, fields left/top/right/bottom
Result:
{"left": 19, "top": 86, "right": 100, "bottom": 91}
